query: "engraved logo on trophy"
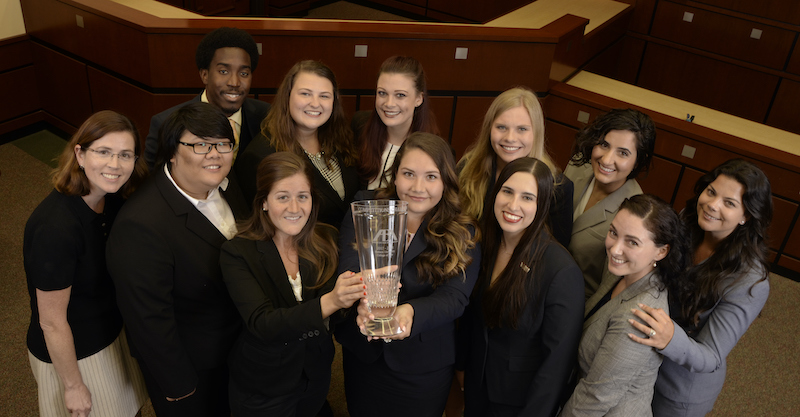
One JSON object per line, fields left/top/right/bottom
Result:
{"left": 351, "top": 200, "right": 407, "bottom": 336}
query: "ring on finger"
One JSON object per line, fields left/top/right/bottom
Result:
{"left": 649, "top": 328, "right": 656, "bottom": 337}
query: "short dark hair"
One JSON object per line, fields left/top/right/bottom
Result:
{"left": 570, "top": 108, "right": 656, "bottom": 179}
{"left": 155, "top": 102, "right": 234, "bottom": 167}
{"left": 195, "top": 27, "right": 259, "bottom": 71}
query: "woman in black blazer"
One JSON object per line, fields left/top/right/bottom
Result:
{"left": 459, "top": 157, "right": 584, "bottom": 417}
{"left": 335, "top": 132, "right": 481, "bottom": 417}
{"left": 221, "top": 152, "right": 364, "bottom": 417}
{"left": 235, "top": 60, "right": 359, "bottom": 229}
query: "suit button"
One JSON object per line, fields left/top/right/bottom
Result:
{"left": 314, "top": 330, "right": 320, "bottom": 336}
{"left": 308, "top": 331, "right": 314, "bottom": 337}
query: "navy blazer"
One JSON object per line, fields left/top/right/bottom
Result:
{"left": 144, "top": 94, "right": 270, "bottom": 170}
{"left": 460, "top": 237, "right": 584, "bottom": 416}
{"left": 221, "top": 235, "right": 339, "bottom": 397}
{"left": 107, "top": 167, "right": 248, "bottom": 398}
{"left": 334, "top": 191, "right": 481, "bottom": 374}
{"left": 234, "top": 133, "right": 360, "bottom": 229}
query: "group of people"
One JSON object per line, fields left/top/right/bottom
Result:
{"left": 23, "top": 26, "right": 773, "bottom": 417}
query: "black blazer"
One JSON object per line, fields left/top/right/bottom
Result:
{"left": 220, "top": 235, "right": 339, "bottom": 397}
{"left": 234, "top": 133, "right": 360, "bottom": 229}
{"left": 106, "top": 168, "right": 248, "bottom": 398}
{"left": 144, "top": 94, "right": 270, "bottom": 170}
{"left": 334, "top": 191, "right": 482, "bottom": 374}
{"left": 460, "top": 238, "right": 584, "bottom": 416}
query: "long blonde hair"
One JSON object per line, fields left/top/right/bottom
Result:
{"left": 458, "top": 87, "right": 557, "bottom": 220}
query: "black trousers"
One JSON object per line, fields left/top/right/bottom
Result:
{"left": 138, "top": 359, "right": 230, "bottom": 417}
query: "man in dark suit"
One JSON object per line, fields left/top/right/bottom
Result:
{"left": 108, "top": 102, "right": 248, "bottom": 417}
{"left": 144, "top": 26, "right": 270, "bottom": 170}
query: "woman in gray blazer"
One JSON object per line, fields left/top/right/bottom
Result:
{"left": 565, "top": 109, "right": 656, "bottom": 300}
{"left": 561, "top": 194, "right": 691, "bottom": 417}
{"left": 628, "top": 160, "right": 772, "bottom": 416}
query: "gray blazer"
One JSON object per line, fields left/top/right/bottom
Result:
{"left": 565, "top": 163, "right": 642, "bottom": 300}
{"left": 653, "top": 267, "right": 769, "bottom": 416}
{"left": 561, "top": 270, "right": 668, "bottom": 417}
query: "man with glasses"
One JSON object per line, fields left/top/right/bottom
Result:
{"left": 107, "top": 102, "right": 247, "bottom": 417}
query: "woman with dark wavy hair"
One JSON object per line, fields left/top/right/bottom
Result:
{"left": 236, "top": 60, "right": 359, "bottom": 228}
{"left": 221, "top": 152, "right": 363, "bottom": 416}
{"left": 354, "top": 55, "right": 439, "bottom": 189}
{"left": 628, "top": 159, "right": 772, "bottom": 417}
{"left": 562, "top": 194, "right": 691, "bottom": 416}
{"left": 336, "top": 132, "right": 480, "bottom": 417}
{"left": 459, "top": 157, "right": 584, "bottom": 417}
{"left": 565, "top": 108, "right": 657, "bottom": 300}
{"left": 25, "top": 111, "right": 148, "bottom": 417}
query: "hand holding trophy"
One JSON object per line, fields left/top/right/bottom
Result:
{"left": 351, "top": 200, "right": 407, "bottom": 337}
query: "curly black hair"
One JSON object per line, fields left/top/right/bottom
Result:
{"left": 195, "top": 27, "right": 260, "bottom": 71}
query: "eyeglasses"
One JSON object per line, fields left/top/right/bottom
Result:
{"left": 84, "top": 148, "right": 138, "bottom": 163}
{"left": 179, "top": 141, "right": 234, "bottom": 154}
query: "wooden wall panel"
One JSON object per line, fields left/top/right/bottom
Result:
{"left": 787, "top": 41, "right": 800, "bottom": 76}
{"left": 449, "top": 96, "right": 494, "bottom": 160}
{"left": 0, "top": 37, "right": 32, "bottom": 72}
{"left": 23, "top": 0, "right": 152, "bottom": 85}
{"left": 428, "top": 96, "right": 455, "bottom": 142}
{"left": 426, "top": 0, "right": 530, "bottom": 23}
{"left": 87, "top": 66, "right": 157, "bottom": 147}
{"left": 777, "top": 254, "right": 800, "bottom": 276}
{"left": 651, "top": 1, "right": 795, "bottom": 70}
{"left": 31, "top": 43, "right": 92, "bottom": 129}
{"left": 583, "top": 35, "right": 646, "bottom": 86}
{"left": 770, "top": 197, "right": 798, "bottom": 251}
{"left": 543, "top": 120, "right": 577, "bottom": 170}
{"left": 638, "top": 156, "right": 682, "bottom": 204}
{"left": 0, "top": 68, "right": 41, "bottom": 124}
{"left": 783, "top": 220, "right": 800, "bottom": 259}
{"left": 690, "top": 0, "right": 800, "bottom": 26}
{"left": 672, "top": 166, "right": 703, "bottom": 211}
{"left": 766, "top": 79, "right": 800, "bottom": 134}
{"left": 637, "top": 43, "right": 779, "bottom": 122}
{"left": 620, "top": 0, "right": 657, "bottom": 34}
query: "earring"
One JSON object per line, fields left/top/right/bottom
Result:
{"left": 740, "top": 220, "right": 745, "bottom": 225}
{"left": 262, "top": 207, "right": 267, "bottom": 211}
{"left": 653, "top": 261, "right": 657, "bottom": 268}
{"left": 79, "top": 165, "right": 84, "bottom": 170}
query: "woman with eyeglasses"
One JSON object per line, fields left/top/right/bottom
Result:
{"left": 236, "top": 60, "right": 359, "bottom": 229}
{"left": 24, "top": 111, "right": 148, "bottom": 417}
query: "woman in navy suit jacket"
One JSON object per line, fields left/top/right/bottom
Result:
{"left": 335, "top": 132, "right": 481, "bottom": 417}
{"left": 459, "top": 157, "right": 584, "bottom": 417}
{"left": 221, "top": 152, "right": 364, "bottom": 417}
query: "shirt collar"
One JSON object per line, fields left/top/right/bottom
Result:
{"left": 201, "top": 90, "right": 243, "bottom": 127}
{"left": 164, "top": 163, "right": 229, "bottom": 206}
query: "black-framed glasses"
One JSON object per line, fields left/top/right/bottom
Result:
{"left": 84, "top": 148, "right": 138, "bottom": 163}
{"left": 179, "top": 141, "right": 234, "bottom": 154}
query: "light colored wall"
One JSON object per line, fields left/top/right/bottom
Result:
{"left": 1, "top": 0, "right": 27, "bottom": 41}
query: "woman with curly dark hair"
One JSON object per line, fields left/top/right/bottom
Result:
{"left": 562, "top": 194, "right": 691, "bottom": 416}
{"left": 236, "top": 60, "right": 359, "bottom": 228}
{"left": 628, "top": 159, "right": 772, "bottom": 417}
{"left": 565, "top": 108, "right": 657, "bottom": 300}
{"left": 335, "top": 132, "right": 480, "bottom": 417}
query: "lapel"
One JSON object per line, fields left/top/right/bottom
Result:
{"left": 572, "top": 178, "right": 640, "bottom": 234}
{"left": 583, "top": 270, "right": 657, "bottom": 330}
{"left": 240, "top": 99, "right": 258, "bottom": 144}
{"left": 156, "top": 169, "right": 227, "bottom": 249}
{"left": 403, "top": 219, "right": 428, "bottom": 270}
{"left": 310, "top": 159, "right": 346, "bottom": 212}
{"left": 256, "top": 239, "right": 300, "bottom": 307}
